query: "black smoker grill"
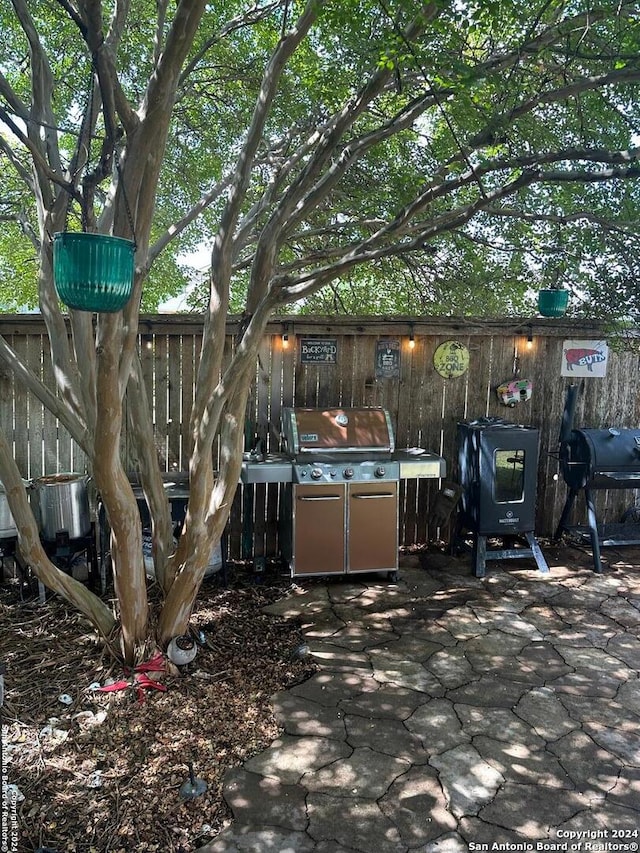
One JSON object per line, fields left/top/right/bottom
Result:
{"left": 555, "top": 384, "right": 640, "bottom": 571}
{"left": 456, "top": 418, "right": 549, "bottom": 577}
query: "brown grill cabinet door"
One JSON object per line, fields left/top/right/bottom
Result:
{"left": 348, "top": 482, "right": 398, "bottom": 572}
{"left": 293, "top": 484, "right": 346, "bottom": 574}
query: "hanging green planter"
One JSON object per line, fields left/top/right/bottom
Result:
{"left": 537, "top": 288, "right": 569, "bottom": 317}
{"left": 53, "top": 232, "right": 135, "bottom": 313}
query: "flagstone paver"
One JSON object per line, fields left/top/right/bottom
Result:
{"left": 242, "top": 734, "right": 352, "bottom": 784}
{"left": 430, "top": 742, "right": 504, "bottom": 817}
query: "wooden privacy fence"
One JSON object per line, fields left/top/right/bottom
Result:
{"left": 1, "top": 314, "right": 639, "bottom": 560}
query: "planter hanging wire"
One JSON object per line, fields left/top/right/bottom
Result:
{"left": 52, "top": 66, "right": 136, "bottom": 313}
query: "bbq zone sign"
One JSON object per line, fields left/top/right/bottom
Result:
{"left": 300, "top": 338, "right": 338, "bottom": 364}
{"left": 561, "top": 339, "right": 609, "bottom": 377}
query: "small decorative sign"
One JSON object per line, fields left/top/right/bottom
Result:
{"left": 376, "top": 339, "right": 401, "bottom": 379}
{"left": 561, "top": 339, "right": 609, "bottom": 377}
{"left": 433, "top": 340, "right": 469, "bottom": 378}
{"left": 300, "top": 338, "right": 338, "bottom": 364}
{"left": 496, "top": 378, "right": 533, "bottom": 406}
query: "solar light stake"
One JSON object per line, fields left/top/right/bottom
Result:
{"left": 179, "top": 761, "right": 207, "bottom": 800}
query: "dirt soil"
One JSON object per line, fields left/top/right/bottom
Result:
{"left": 2, "top": 565, "right": 316, "bottom": 853}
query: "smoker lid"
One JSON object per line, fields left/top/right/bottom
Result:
{"left": 569, "top": 428, "right": 640, "bottom": 471}
{"left": 282, "top": 407, "right": 395, "bottom": 455}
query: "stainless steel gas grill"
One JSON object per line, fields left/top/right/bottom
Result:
{"left": 240, "top": 406, "right": 446, "bottom": 579}
{"left": 555, "top": 384, "right": 640, "bottom": 571}
{"left": 281, "top": 407, "right": 400, "bottom": 578}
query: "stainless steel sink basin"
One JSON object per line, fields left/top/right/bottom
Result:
{"left": 241, "top": 454, "right": 293, "bottom": 484}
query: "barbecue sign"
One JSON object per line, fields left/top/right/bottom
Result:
{"left": 376, "top": 339, "right": 401, "bottom": 379}
{"left": 300, "top": 338, "right": 338, "bottom": 364}
{"left": 433, "top": 340, "right": 469, "bottom": 379}
{"left": 561, "top": 339, "right": 609, "bottom": 377}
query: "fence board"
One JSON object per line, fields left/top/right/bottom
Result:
{"left": 167, "top": 336, "right": 182, "bottom": 470}
{"left": 180, "top": 334, "right": 196, "bottom": 466}
{"left": 154, "top": 335, "right": 169, "bottom": 469}
{"left": 41, "top": 338, "right": 59, "bottom": 475}
{"left": 412, "top": 336, "right": 440, "bottom": 543}
{"left": 397, "top": 338, "right": 418, "bottom": 542}
{"left": 13, "top": 336, "right": 29, "bottom": 477}
{"left": 281, "top": 337, "right": 296, "bottom": 426}
{"left": 0, "top": 353, "right": 12, "bottom": 468}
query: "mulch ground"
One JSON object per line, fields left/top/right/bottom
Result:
{"left": 1, "top": 564, "right": 316, "bottom": 853}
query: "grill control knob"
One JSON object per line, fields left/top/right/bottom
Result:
{"left": 343, "top": 467, "right": 354, "bottom": 480}
{"left": 311, "top": 467, "right": 323, "bottom": 480}
{"left": 374, "top": 465, "right": 386, "bottom": 478}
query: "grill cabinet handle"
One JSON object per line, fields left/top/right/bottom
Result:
{"left": 352, "top": 492, "right": 395, "bottom": 499}
{"left": 298, "top": 495, "right": 342, "bottom": 501}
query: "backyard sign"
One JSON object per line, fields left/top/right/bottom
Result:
{"left": 433, "top": 340, "right": 469, "bottom": 378}
{"left": 561, "top": 340, "right": 609, "bottom": 377}
{"left": 300, "top": 338, "right": 338, "bottom": 364}
{"left": 375, "top": 339, "right": 401, "bottom": 378}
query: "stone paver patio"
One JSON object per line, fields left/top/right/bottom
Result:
{"left": 198, "top": 545, "right": 640, "bottom": 852}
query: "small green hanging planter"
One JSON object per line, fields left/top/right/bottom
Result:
{"left": 53, "top": 231, "right": 135, "bottom": 313}
{"left": 537, "top": 288, "right": 569, "bottom": 318}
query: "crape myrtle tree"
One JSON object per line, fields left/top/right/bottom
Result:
{"left": 0, "top": 0, "right": 639, "bottom": 662}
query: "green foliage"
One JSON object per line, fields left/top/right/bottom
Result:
{"left": 1, "top": 0, "right": 640, "bottom": 319}
{"left": 0, "top": 223, "right": 39, "bottom": 311}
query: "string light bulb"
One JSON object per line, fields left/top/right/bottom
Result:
{"left": 409, "top": 325, "right": 415, "bottom": 350}
{"left": 282, "top": 324, "right": 289, "bottom": 349}
{"left": 526, "top": 326, "right": 533, "bottom": 350}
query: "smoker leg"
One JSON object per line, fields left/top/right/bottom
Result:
{"left": 585, "top": 489, "right": 603, "bottom": 573}
{"left": 524, "top": 532, "right": 550, "bottom": 574}
{"left": 473, "top": 535, "right": 487, "bottom": 578}
{"left": 554, "top": 488, "right": 578, "bottom": 540}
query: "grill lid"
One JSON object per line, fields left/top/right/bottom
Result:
{"left": 282, "top": 407, "right": 395, "bottom": 456}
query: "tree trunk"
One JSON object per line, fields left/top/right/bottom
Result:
{"left": 156, "top": 384, "right": 249, "bottom": 645}
{"left": 93, "top": 316, "right": 148, "bottom": 663}
{"left": 126, "top": 355, "right": 175, "bottom": 593}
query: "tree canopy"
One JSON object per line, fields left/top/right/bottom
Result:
{"left": 2, "top": 0, "right": 639, "bottom": 320}
{"left": 0, "top": 0, "right": 639, "bottom": 664}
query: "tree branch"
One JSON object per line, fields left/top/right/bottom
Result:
{"left": 275, "top": 169, "right": 541, "bottom": 301}
{"left": 145, "top": 174, "right": 233, "bottom": 270}
{"left": 483, "top": 205, "right": 640, "bottom": 237}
